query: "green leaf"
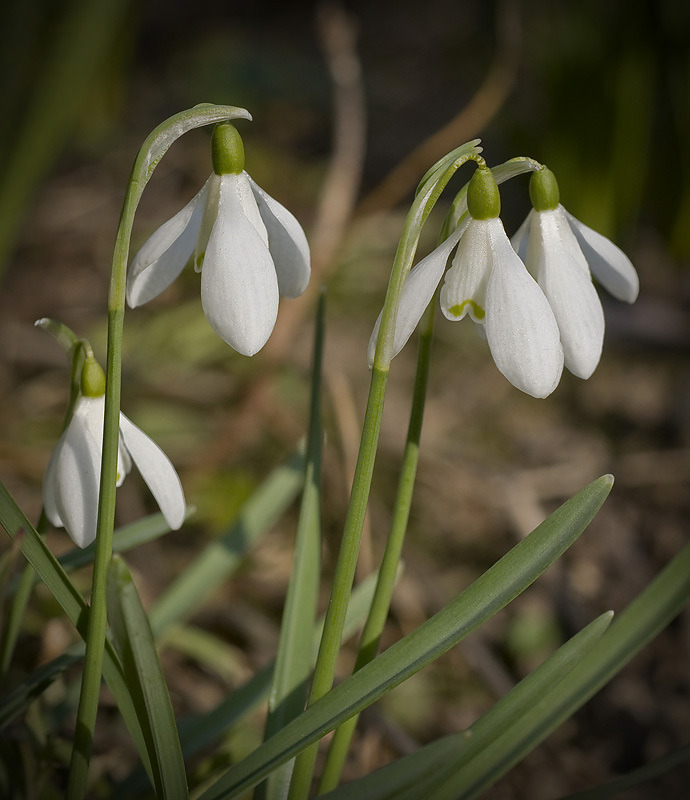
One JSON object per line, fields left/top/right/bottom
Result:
{"left": 0, "top": 480, "right": 153, "bottom": 784}
{"left": 116, "top": 568, "right": 388, "bottom": 798}
{"left": 59, "top": 508, "right": 195, "bottom": 574}
{"left": 323, "top": 611, "right": 612, "bottom": 800}
{"left": 149, "top": 447, "right": 305, "bottom": 637}
{"left": 258, "top": 291, "right": 325, "bottom": 800}
{"left": 0, "top": 647, "right": 80, "bottom": 727}
{"left": 197, "top": 475, "right": 613, "bottom": 800}
{"left": 428, "top": 540, "right": 690, "bottom": 800}
{"left": 107, "top": 554, "right": 188, "bottom": 800}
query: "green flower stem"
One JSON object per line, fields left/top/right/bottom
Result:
{"left": 317, "top": 303, "right": 436, "bottom": 794}
{"left": 65, "top": 103, "right": 251, "bottom": 800}
{"left": 287, "top": 364, "right": 389, "bottom": 799}
{"left": 288, "top": 141, "right": 483, "bottom": 800}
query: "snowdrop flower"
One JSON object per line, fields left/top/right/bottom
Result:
{"left": 369, "top": 167, "right": 564, "bottom": 398}
{"left": 43, "top": 356, "right": 186, "bottom": 548}
{"left": 511, "top": 167, "right": 639, "bottom": 379}
{"left": 127, "top": 123, "right": 310, "bottom": 356}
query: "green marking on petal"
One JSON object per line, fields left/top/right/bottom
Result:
{"left": 448, "top": 300, "right": 485, "bottom": 320}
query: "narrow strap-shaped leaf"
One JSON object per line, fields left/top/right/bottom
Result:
{"left": 197, "top": 475, "right": 613, "bottom": 800}
{"left": 428, "top": 540, "right": 690, "bottom": 800}
{"left": 116, "top": 568, "right": 388, "bottom": 798}
{"left": 107, "top": 554, "right": 188, "bottom": 800}
{"left": 320, "top": 611, "right": 612, "bottom": 800}
{"left": 5, "top": 508, "right": 195, "bottom": 598}
{"left": 258, "top": 291, "right": 325, "bottom": 800}
{"left": 149, "top": 446, "right": 305, "bottom": 637}
{"left": 321, "top": 735, "right": 463, "bottom": 800}
{"left": 0, "top": 647, "right": 81, "bottom": 727}
{"left": 58, "top": 508, "right": 195, "bottom": 574}
{"left": 0, "top": 480, "right": 153, "bottom": 784}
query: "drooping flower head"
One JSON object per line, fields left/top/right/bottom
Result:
{"left": 368, "top": 159, "right": 639, "bottom": 398}
{"left": 512, "top": 167, "right": 639, "bottom": 379}
{"left": 439, "top": 167, "right": 565, "bottom": 397}
{"left": 127, "top": 122, "right": 310, "bottom": 356}
{"left": 43, "top": 352, "right": 186, "bottom": 548}
{"left": 369, "top": 166, "right": 565, "bottom": 398}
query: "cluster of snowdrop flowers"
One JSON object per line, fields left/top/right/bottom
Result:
{"left": 42, "top": 349, "right": 186, "bottom": 548}
{"left": 126, "top": 122, "right": 311, "bottom": 355}
{"left": 369, "top": 164, "right": 639, "bottom": 398}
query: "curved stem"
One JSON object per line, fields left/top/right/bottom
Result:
{"left": 65, "top": 103, "right": 250, "bottom": 800}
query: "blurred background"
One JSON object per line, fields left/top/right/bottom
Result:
{"left": 0, "top": 0, "right": 688, "bottom": 797}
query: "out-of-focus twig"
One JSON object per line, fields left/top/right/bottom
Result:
{"left": 265, "top": 0, "right": 367, "bottom": 361}
{"left": 356, "top": 0, "right": 522, "bottom": 216}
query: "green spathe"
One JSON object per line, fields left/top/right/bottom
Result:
{"left": 212, "top": 123, "right": 245, "bottom": 175}
{"left": 529, "top": 167, "right": 560, "bottom": 212}
{"left": 467, "top": 167, "right": 501, "bottom": 220}
{"left": 80, "top": 355, "right": 106, "bottom": 398}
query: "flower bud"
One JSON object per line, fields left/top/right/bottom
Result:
{"left": 529, "top": 167, "right": 560, "bottom": 212}
{"left": 467, "top": 167, "right": 501, "bottom": 220}
{"left": 212, "top": 123, "right": 245, "bottom": 175}
{"left": 80, "top": 355, "right": 106, "bottom": 397}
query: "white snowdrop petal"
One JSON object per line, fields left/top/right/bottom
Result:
{"left": 118, "top": 414, "right": 186, "bottom": 531}
{"left": 127, "top": 178, "right": 210, "bottom": 307}
{"left": 248, "top": 175, "right": 311, "bottom": 298}
{"left": 201, "top": 174, "right": 279, "bottom": 355}
{"left": 531, "top": 210, "right": 605, "bottom": 379}
{"left": 235, "top": 173, "right": 268, "bottom": 245}
{"left": 510, "top": 210, "right": 534, "bottom": 266}
{"left": 564, "top": 208, "right": 639, "bottom": 302}
{"left": 367, "top": 223, "right": 464, "bottom": 366}
{"left": 440, "top": 219, "right": 491, "bottom": 323}
{"left": 52, "top": 401, "right": 105, "bottom": 548}
{"left": 42, "top": 442, "right": 64, "bottom": 529}
{"left": 485, "top": 225, "right": 564, "bottom": 398}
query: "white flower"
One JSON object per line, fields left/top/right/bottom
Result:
{"left": 43, "top": 396, "right": 186, "bottom": 548}
{"left": 127, "top": 170, "right": 310, "bottom": 356}
{"left": 440, "top": 217, "right": 564, "bottom": 398}
{"left": 368, "top": 216, "right": 564, "bottom": 399}
{"left": 512, "top": 203, "right": 639, "bottom": 379}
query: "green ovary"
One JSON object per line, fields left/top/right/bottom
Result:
{"left": 449, "top": 300, "right": 485, "bottom": 320}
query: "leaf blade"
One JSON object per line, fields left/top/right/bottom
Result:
{"left": 198, "top": 475, "right": 613, "bottom": 799}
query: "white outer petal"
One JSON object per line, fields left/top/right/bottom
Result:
{"left": 367, "top": 223, "right": 464, "bottom": 366}
{"left": 485, "top": 220, "right": 564, "bottom": 398}
{"left": 530, "top": 209, "right": 605, "bottom": 379}
{"left": 564, "top": 208, "right": 639, "bottom": 302}
{"left": 42, "top": 397, "right": 131, "bottom": 547}
{"left": 510, "top": 210, "right": 534, "bottom": 267}
{"left": 42, "top": 442, "right": 64, "bottom": 529}
{"left": 247, "top": 175, "right": 311, "bottom": 298}
{"left": 118, "top": 413, "right": 186, "bottom": 531}
{"left": 200, "top": 173, "right": 279, "bottom": 355}
{"left": 127, "top": 178, "right": 211, "bottom": 307}
{"left": 440, "top": 218, "right": 491, "bottom": 322}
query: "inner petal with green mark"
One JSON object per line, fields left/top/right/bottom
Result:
{"left": 448, "top": 300, "right": 485, "bottom": 320}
